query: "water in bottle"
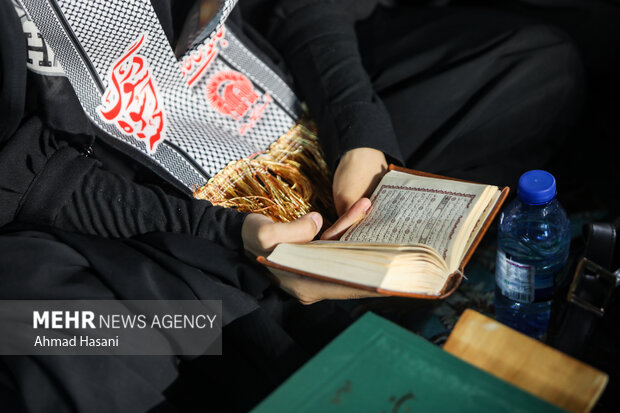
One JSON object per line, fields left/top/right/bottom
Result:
{"left": 494, "top": 170, "right": 570, "bottom": 339}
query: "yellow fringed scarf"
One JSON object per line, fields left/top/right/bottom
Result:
{"left": 193, "top": 120, "right": 336, "bottom": 223}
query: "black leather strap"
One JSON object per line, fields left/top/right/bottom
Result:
{"left": 554, "top": 299, "right": 598, "bottom": 356}
{"left": 553, "top": 223, "right": 619, "bottom": 357}
{"left": 583, "top": 223, "right": 616, "bottom": 269}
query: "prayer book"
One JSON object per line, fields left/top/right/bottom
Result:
{"left": 258, "top": 165, "right": 509, "bottom": 299}
{"left": 252, "top": 312, "right": 562, "bottom": 413}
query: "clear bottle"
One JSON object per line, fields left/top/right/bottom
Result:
{"left": 494, "top": 170, "right": 570, "bottom": 339}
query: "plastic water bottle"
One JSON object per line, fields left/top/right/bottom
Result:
{"left": 494, "top": 170, "right": 570, "bottom": 339}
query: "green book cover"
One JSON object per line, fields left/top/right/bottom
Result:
{"left": 252, "top": 312, "right": 565, "bottom": 413}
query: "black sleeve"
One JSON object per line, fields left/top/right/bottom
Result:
{"left": 266, "top": 0, "right": 404, "bottom": 170}
{"left": 0, "top": 118, "right": 247, "bottom": 251}
{"left": 0, "top": 0, "right": 27, "bottom": 146}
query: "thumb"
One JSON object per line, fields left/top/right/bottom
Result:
{"left": 268, "top": 212, "right": 323, "bottom": 248}
{"left": 321, "top": 198, "right": 371, "bottom": 240}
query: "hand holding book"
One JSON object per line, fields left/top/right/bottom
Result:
{"left": 241, "top": 199, "right": 383, "bottom": 304}
{"left": 258, "top": 166, "right": 509, "bottom": 299}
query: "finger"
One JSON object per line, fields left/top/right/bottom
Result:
{"left": 269, "top": 267, "right": 384, "bottom": 305}
{"left": 335, "top": 196, "right": 358, "bottom": 218}
{"left": 321, "top": 198, "right": 372, "bottom": 240}
{"left": 267, "top": 268, "right": 321, "bottom": 305}
{"left": 261, "top": 212, "right": 323, "bottom": 251}
{"left": 241, "top": 213, "right": 277, "bottom": 257}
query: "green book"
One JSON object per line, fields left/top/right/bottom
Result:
{"left": 252, "top": 312, "right": 565, "bottom": 413}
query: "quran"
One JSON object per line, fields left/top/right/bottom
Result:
{"left": 258, "top": 166, "right": 509, "bottom": 299}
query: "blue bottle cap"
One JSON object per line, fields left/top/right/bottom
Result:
{"left": 518, "top": 170, "right": 557, "bottom": 205}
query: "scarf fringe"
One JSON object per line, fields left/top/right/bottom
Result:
{"left": 193, "top": 121, "right": 335, "bottom": 223}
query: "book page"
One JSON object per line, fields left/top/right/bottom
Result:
{"left": 267, "top": 243, "right": 449, "bottom": 295}
{"left": 459, "top": 189, "right": 501, "bottom": 265}
{"left": 306, "top": 241, "right": 449, "bottom": 273}
{"left": 341, "top": 171, "right": 489, "bottom": 260}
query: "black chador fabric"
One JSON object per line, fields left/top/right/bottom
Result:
{"left": 0, "top": 223, "right": 352, "bottom": 412}
{"left": 358, "top": 6, "right": 582, "bottom": 184}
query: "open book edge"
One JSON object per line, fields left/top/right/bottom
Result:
{"left": 256, "top": 255, "right": 465, "bottom": 299}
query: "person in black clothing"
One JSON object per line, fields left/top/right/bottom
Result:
{"left": 0, "top": 0, "right": 583, "bottom": 300}
{"left": 0, "top": 0, "right": 595, "bottom": 411}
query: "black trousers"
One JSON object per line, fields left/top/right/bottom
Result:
{"left": 359, "top": 5, "right": 583, "bottom": 187}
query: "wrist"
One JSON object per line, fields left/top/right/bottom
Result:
{"left": 338, "top": 147, "right": 387, "bottom": 172}
{"left": 333, "top": 148, "right": 387, "bottom": 216}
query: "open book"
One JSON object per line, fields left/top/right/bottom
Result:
{"left": 258, "top": 166, "right": 509, "bottom": 299}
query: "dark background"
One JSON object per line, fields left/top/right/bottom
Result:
{"left": 403, "top": 0, "right": 620, "bottom": 218}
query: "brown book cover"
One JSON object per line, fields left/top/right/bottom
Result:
{"left": 257, "top": 165, "right": 510, "bottom": 299}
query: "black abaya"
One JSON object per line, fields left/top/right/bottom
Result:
{"left": 360, "top": 7, "right": 582, "bottom": 186}
{"left": 0, "top": 223, "right": 352, "bottom": 412}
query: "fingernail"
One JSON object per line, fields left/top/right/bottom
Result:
{"left": 363, "top": 198, "right": 372, "bottom": 213}
{"left": 309, "top": 212, "right": 322, "bottom": 232}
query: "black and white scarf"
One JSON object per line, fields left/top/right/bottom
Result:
{"left": 15, "top": 0, "right": 301, "bottom": 190}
